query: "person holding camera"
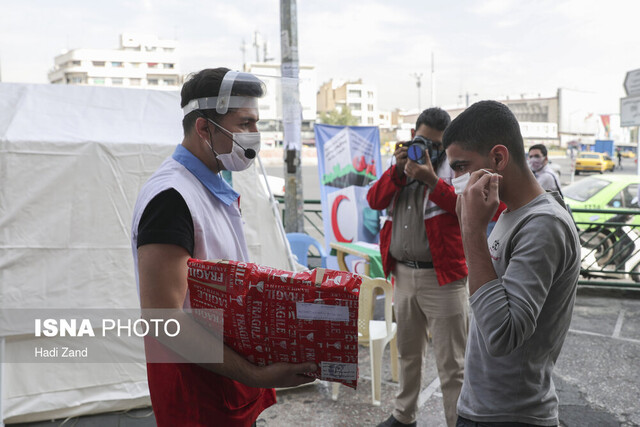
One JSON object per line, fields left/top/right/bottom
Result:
{"left": 368, "top": 108, "right": 469, "bottom": 427}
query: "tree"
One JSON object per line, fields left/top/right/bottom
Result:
{"left": 319, "top": 106, "right": 359, "bottom": 126}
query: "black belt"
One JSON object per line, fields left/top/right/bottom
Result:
{"left": 399, "top": 259, "right": 434, "bottom": 269}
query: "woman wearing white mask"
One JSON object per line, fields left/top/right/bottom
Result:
{"left": 528, "top": 144, "right": 561, "bottom": 193}
{"left": 131, "top": 68, "right": 316, "bottom": 427}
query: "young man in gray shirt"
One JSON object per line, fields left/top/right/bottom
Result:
{"left": 443, "top": 101, "right": 581, "bottom": 426}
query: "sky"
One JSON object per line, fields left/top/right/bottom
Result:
{"left": 1, "top": 0, "right": 639, "bottom": 114}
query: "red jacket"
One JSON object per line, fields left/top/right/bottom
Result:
{"left": 368, "top": 163, "right": 503, "bottom": 286}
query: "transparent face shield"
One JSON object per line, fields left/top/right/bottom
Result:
{"left": 182, "top": 70, "right": 267, "bottom": 117}
{"left": 183, "top": 70, "right": 304, "bottom": 152}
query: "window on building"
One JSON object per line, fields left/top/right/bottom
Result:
{"left": 348, "top": 90, "right": 362, "bottom": 97}
{"left": 148, "top": 78, "right": 159, "bottom": 85}
{"left": 164, "top": 48, "right": 174, "bottom": 52}
{"left": 164, "top": 79, "right": 176, "bottom": 86}
{"left": 111, "top": 78, "right": 123, "bottom": 85}
{"left": 368, "top": 104, "right": 374, "bottom": 111}
{"left": 147, "top": 63, "right": 158, "bottom": 68}
{"left": 368, "top": 91, "right": 374, "bottom": 98}
{"left": 163, "top": 63, "right": 175, "bottom": 69}
{"left": 93, "top": 78, "right": 105, "bottom": 84}
{"left": 349, "top": 103, "right": 361, "bottom": 111}
{"left": 111, "top": 62, "right": 123, "bottom": 68}
{"left": 92, "top": 61, "right": 105, "bottom": 67}
{"left": 131, "top": 62, "right": 141, "bottom": 68}
{"left": 368, "top": 117, "right": 374, "bottom": 124}
{"left": 71, "top": 60, "right": 81, "bottom": 66}
{"left": 69, "top": 76, "right": 84, "bottom": 84}
{"left": 129, "top": 78, "right": 141, "bottom": 86}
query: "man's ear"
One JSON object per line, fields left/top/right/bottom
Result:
{"left": 195, "top": 116, "right": 211, "bottom": 140}
{"left": 410, "top": 128, "right": 416, "bottom": 139}
{"left": 491, "top": 145, "right": 509, "bottom": 172}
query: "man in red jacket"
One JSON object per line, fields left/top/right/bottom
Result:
{"left": 369, "top": 108, "right": 468, "bottom": 427}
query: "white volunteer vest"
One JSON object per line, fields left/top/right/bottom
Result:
{"left": 131, "top": 157, "right": 248, "bottom": 304}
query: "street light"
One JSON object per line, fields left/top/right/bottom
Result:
{"left": 411, "top": 73, "right": 423, "bottom": 111}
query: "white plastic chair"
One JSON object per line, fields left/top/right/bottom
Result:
{"left": 332, "top": 276, "right": 398, "bottom": 406}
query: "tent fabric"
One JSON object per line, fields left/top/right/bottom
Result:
{"left": 0, "top": 82, "right": 291, "bottom": 423}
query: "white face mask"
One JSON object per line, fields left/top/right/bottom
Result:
{"left": 451, "top": 169, "right": 496, "bottom": 195}
{"left": 528, "top": 157, "right": 543, "bottom": 172}
{"left": 452, "top": 173, "right": 471, "bottom": 195}
{"left": 215, "top": 131, "right": 261, "bottom": 171}
{"left": 205, "top": 118, "right": 261, "bottom": 171}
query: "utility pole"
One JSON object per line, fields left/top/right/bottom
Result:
{"left": 411, "top": 72, "right": 423, "bottom": 111}
{"left": 253, "top": 31, "right": 262, "bottom": 62}
{"left": 280, "top": 0, "right": 304, "bottom": 233}
{"left": 240, "top": 39, "right": 248, "bottom": 71}
{"left": 459, "top": 92, "right": 478, "bottom": 107}
{"left": 430, "top": 52, "right": 435, "bottom": 107}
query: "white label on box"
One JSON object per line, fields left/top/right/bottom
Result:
{"left": 296, "top": 302, "right": 349, "bottom": 322}
{"left": 321, "top": 361, "right": 358, "bottom": 380}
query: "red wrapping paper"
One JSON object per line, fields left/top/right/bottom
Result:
{"left": 187, "top": 258, "right": 361, "bottom": 388}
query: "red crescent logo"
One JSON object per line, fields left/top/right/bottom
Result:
{"left": 331, "top": 195, "right": 353, "bottom": 243}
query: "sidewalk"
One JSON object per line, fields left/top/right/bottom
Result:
{"left": 259, "top": 286, "right": 640, "bottom": 426}
{"left": 14, "top": 287, "right": 640, "bottom": 427}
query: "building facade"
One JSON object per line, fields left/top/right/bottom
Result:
{"left": 447, "top": 96, "right": 561, "bottom": 147}
{"left": 48, "top": 34, "right": 181, "bottom": 90}
{"left": 245, "top": 62, "right": 317, "bottom": 146}
{"left": 317, "top": 79, "right": 379, "bottom": 126}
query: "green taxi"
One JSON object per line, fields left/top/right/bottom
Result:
{"left": 563, "top": 175, "right": 640, "bottom": 225}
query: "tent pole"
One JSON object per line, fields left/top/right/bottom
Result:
{"left": 1, "top": 336, "right": 4, "bottom": 427}
{"left": 256, "top": 156, "right": 297, "bottom": 271}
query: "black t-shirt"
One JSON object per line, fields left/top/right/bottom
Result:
{"left": 137, "top": 189, "right": 195, "bottom": 256}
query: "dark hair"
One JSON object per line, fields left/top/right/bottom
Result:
{"left": 442, "top": 100, "right": 526, "bottom": 167}
{"left": 528, "top": 144, "right": 548, "bottom": 157}
{"left": 416, "top": 107, "right": 451, "bottom": 132}
{"left": 180, "top": 67, "right": 265, "bottom": 134}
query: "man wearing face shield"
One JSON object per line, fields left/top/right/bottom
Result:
{"left": 528, "top": 144, "right": 561, "bottom": 193}
{"left": 368, "top": 108, "right": 468, "bottom": 427}
{"left": 443, "top": 101, "right": 580, "bottom": 426}
{"left": 131, "top": 68, "right": 316, "bottom": 426}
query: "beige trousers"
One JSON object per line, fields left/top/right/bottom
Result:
{"left": 392, "top": 263, "right": 468, "bottom": 427}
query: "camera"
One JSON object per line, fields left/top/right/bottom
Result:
{"left": 406, "top": 135, "right": 437, "bottom": 165}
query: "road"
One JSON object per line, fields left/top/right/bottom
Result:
{"left": 264, "top": 153, "right": 640, "bottom": 201}
{"left": 551, "top": 155, "right": 639, "bottom": 187}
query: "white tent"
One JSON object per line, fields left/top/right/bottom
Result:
{"left": 0, "top": 82, "right": 292, "bottom": 423}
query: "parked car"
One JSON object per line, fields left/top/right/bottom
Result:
{"left": 580, "top": 212, "right": 640, "bottom": 283}
{"left": 574, "top": 152, "right": 615, "bottom": 174}
{"left": 621, "top": 151, "right": 636, "bottom": 159}
{"left": 563, "top": 175, "right": 640, "bottom": 225}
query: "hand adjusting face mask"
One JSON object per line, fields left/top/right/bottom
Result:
{"left": 451, "top": 169, "right": 496, "bottom": 195}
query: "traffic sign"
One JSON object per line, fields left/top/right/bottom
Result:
{"left": 624, "top": 68, "right": 640, "bottom": 96}
{"left": 620, "top": 95, "right": 640, "bottom": 127}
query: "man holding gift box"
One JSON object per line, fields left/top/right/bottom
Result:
{"left": 131, "top": 68, "right": 316, "bottom": 427}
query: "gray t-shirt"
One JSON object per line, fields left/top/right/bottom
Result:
{"left": 457, "top": 192, "right": 580, "bottom": 426}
